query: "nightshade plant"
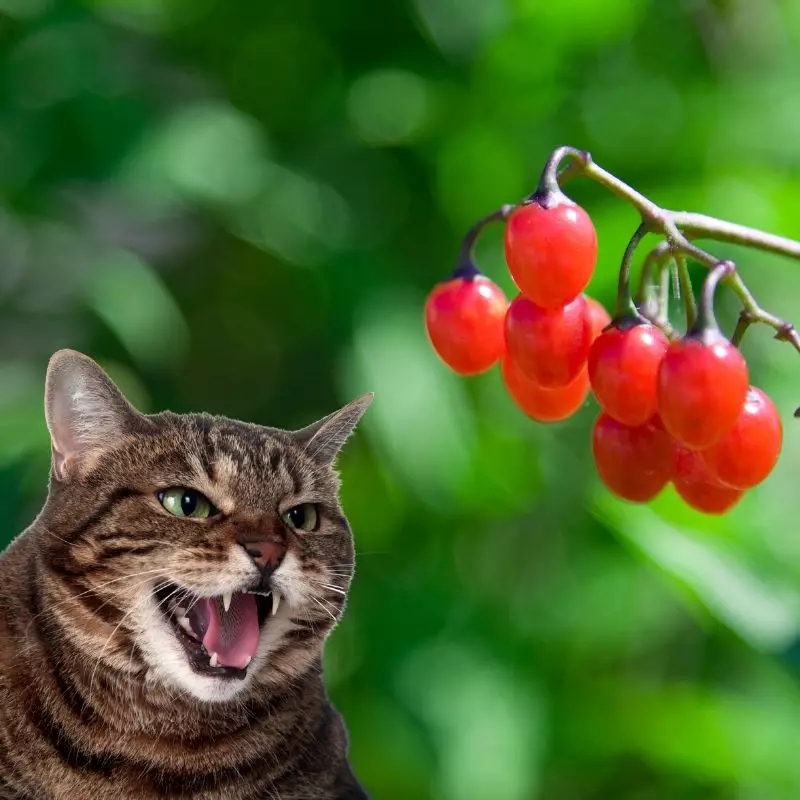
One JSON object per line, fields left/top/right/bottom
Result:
{"left": 424, "top": 146, "right": 797, "bottom": 515}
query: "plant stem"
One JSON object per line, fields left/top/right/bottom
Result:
{"left": 539, "top": 146, "right": 800, "bottom": 354}
{"left": 692, "top": 261, "right": 735, "bottom": 338}
{"left": 635, "top": 243, "right": 677, "bottom": 338}
{"left": 674, "top": 253, "right": 697, "bottom": 329}
{"left": 551, "top": 151, "right": 800, "bottom": 262}
{"left": 453, "top": 204, "right": 516, "bottom": 279}
{"left": 658, "top": 258, "right": 673, "bottom": 333}
{"left": 615, "top": 223, "right": 649, "bottom": 318}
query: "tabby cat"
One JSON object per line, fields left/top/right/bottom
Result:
{"left": 0, "top": 349, "right": 372, "bottom": 799}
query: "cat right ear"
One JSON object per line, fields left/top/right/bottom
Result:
{"left": 45, "top": 350, "right": 143, "bottom": 481}
{"left": 293, "top": 393, "right": 374, "bottom": 467}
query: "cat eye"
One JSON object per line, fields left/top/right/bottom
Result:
{"left": 157, "top": 488, "right": 215, "bottom": 520}
{"left": 280, "top": 503, "right": 318, "bottom": 532}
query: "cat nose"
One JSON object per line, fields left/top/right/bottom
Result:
{"left": 239, "top": 539, "right": 286, "bottom": 580}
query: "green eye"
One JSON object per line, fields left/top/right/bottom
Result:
{"left": 157, "top": 488, "right": 214, "bottom": 519}
{"left": 280, "top": 503, "right": 318, "bottom": 532}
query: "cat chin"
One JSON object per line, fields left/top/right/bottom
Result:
{"left": 133, "top": 591, "right": 299, "bottom": 703}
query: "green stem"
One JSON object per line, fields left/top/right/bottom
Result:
{"left": 731, "top": 311, "right": 752, "bottom": 347}
{"left": 453, "top": 204, "right": 516, "bottom": 279}
{"left": 674, "top": 253, "right": 697, "bottom": 329}
{"left": 728, "top": 271, "right": 800, "bottom": 347}
{"left": 635, "top": 243, "right": 677, "bottom": 339}
{"left": 615, "top": 223, "right": 649, "bottom": 318}
{"left": 658, "top": 258, "right": 675, "bottom": 337}
{"left": 690, "top": 261, "right": 735, "bottom": 339}
{"left": 636, "top": 242, "right": 669, "bottom": 308}
{"left": 544, "top": 146, "right": 800, "bottom": 354}
{"left": 557, "top": 151, "right": 800, "bottom": 263}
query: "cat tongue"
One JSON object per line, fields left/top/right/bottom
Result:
{"left": 197, "top": 593, "right": 259, "bottom": 669}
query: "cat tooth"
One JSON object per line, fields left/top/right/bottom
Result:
{"left": 222, "top": 592, "right": 232, "bottom": 613}
{"left": 209, "top": 652, "right": 219, "bottom": 668}
{"left": 177, "top": 616, "right": 193, "bottom": 635}
{"left": 244, "top": 656, "right": 252, "bottom": 667}
{"left": 271, "top": 591, "right": 281, "bottom": 617}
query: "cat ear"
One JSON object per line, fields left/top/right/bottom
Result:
{"left": 45, "top": 349, "right": 142, "bottom": 480}
{"left": 293, "top": 393, "right": 373, "bottom": 466}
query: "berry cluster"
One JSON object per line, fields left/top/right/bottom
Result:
{"left": 424, "top": 190, "right": 784, "bottom": 516}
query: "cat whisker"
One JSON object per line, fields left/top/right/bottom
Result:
{"left": 315, "top": 594, "right": 341, "bottom": 614}
{"left": 38, "top": 525, "right": 72, "bottom": 546}
{"left": 318, "top": 584, "right": 346, "bottom": 596}
{"left": 301, "top": 609, "right": 321, "bottom": 636}
{"left": 184, "top": 594, "right": 202, "bottom": 614}
{"left": 15, "top": 572, "right": 170, "bottom": 665}
{"left": 309, "top": 596, "right": 338, "bottom": 624}
{"left": 87, "top": 590, "right": 164, "bottom": 706}
{"left": 306, "top": 578, "right": 346, "bottom": 596}
{"left": 154, "top": 584, "right": 188, "bottom": 615}
{"left": 23, "top": 568, "right": 173, "bottom": 639}
{"left": 81, "top": 574, "right": 180, "bottom": 634}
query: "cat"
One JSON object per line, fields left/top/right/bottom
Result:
{"left": 0, "top": 349, "right": 372, "bottom": 800}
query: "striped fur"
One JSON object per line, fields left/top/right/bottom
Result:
{"left": 0, "top": 351, "right": 371, "bottom": 799}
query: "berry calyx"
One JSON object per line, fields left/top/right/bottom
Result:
{"left": 504, "top": 193, "right": 598, "bottom": 310}
{"left": 592, "top": 413, "right": 674, "bottom": 503}
{"left": 657, "top": 333, "right": 749, "bottom": 449}
{"left": 586, "top": 296, "right": 612, "bottom": 340}
{"left": 673, "top": 447, "right": 745, "bottom": 514}
{"left": 502, "top": 353, "right": 589, "bottom": 423}
{"left": 504, "top": 293, "right": 592, "bottom": 388}
{"left": 701, "top": 386, "right": 782, "bottom": 489}
{"left": 424, "top": 272, "right": 507, "bottom": 376}
{"left": 588, "top": 320, "right": 669, "bottom": 427}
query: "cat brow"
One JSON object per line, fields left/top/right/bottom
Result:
{"left": 182, "top": 452, "right": 236, "bottom": 514}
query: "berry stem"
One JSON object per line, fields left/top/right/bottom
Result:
{"left": 453, "top": 204, "right": 516, "bottom": 279}
{"left": 657, "top": 258, "right": 675, "bottom": 336}
{"left": 727, "top": 270, "right": 798, "bottom": 347}
{"left": 615, "top": 223, "right": 649, "bottom": 319}
{"left": 636, "top": 242, "right": 669, "bottom": 310}
{"left": 635, "top": 243, "right": 678, "bottom": 339}
{"left": 690, "top": 260, "right": 736, "bottom": 341}
{"left": 731, "top": 310, "right": 753, "bottom": 347}
{"left": 537, "top": 145, "right": 587, "bottom": 197}
{"left": 674, "top": 253, "right": 697, "bottom": 329}
{"left": 541, "top": 146, "right": 800, "bottom": 356}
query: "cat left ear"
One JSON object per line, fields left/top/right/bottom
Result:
{"left": 293, "top": 393, "right": 374, "bottom": 466}
{"left": 45, "top": 349, "right": 144, "bottom": 481}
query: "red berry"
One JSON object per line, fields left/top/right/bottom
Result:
{"left": 657, "top": 334, "right": 749, "bottom": 449}
{"left": 504, "top": 196, "right": 598, "bottom": 310}
{"left": 501, "top": 353, "right": 589, "bottom": 423}
{"left": 586, "top": 296, "right": 612, "bottom": 340}
{"left": 701, "top": 386, "right": 782, "bottom": 489}
{"left": 504, "top": 293, "right": 592, "bottom": 388}
{"left": 592, "top": 413, "right": 674, "bottom": 503}
{"left": 673, "top": 447, "right": 745, "bottom": 514}
{"left": 425, "top": 275, "right": 507, "bottom": 375}
{"left": 588, "top": 322, "right": 669, "bottom": 427}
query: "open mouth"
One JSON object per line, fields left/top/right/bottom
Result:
{"left": 155, "top": 585, "right": 280, "bottom": 680}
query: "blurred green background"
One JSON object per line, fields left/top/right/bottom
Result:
{"left": 4, "top": 0, "right": 800, "bottom": 797}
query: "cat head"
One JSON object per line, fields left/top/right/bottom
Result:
{"left": 39, "top": 349, "right": 371, "bottom": 703}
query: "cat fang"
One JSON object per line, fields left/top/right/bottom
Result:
{"left": 154, "top": 585, "right": 283, "bottom": 679}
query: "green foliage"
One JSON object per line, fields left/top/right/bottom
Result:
{"left": 3, "top": 0, "right": 800, "bottom": 796}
